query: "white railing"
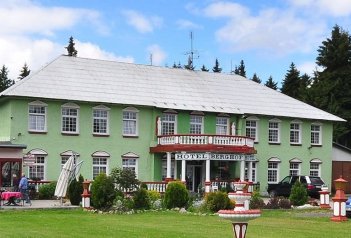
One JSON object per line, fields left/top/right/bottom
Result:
{"left": 143, "top": 182, "right": 168, "bottom": 193}
{"left": 158, "top": 135, "right": 254, "bottom": 147}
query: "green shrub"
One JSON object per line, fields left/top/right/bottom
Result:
{"left": 147, "top": 190, "right": 161, "bottom": 203}
{"left": 39, "top": 182, "right": 57, "bottom": 199}
{"left": 249, "top": 190, "right": 265, "bottom": 209}
{"left": 289, "top": 181, "right": 308, "bottom": 206}
{"left": 164, "top": 181, "right": 189, "bottom": 209}
{"left": 91, "top": 173, "right": 116, "bottom": 210}
{"left": 133, "top": 188, "right": 150, "bottom": 210}
{"left": 110, "top": 167, "right": 140, "bottom": 193}
{"left": 68, "top": 175, "right": 84, "bottom": 205}
{"left": 204, "top": 191, "right": 231, "bottom": 213}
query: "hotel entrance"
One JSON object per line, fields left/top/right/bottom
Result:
{"left": 186, "top": 161, "right": 204, "bottom": 192}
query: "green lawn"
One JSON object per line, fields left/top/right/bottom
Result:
{"left": 0, "top": 209, "right": 350, "bottom": 238}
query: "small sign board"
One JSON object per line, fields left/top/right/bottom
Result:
{"left": 23, "top": 154, "right": 35, "bottom": 166}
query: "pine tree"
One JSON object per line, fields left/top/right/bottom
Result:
{"left": 184, "top": 56, "right": 194, "bottom": 70}
{"left": 237, "top": 60, "right": 246, "bottom": 77}
{"left": 265, "top": 76, "right": 278, "bottom": 90}
{"left": 201, "top": 64, "right": 209, "bottom": 72}
{"left": 212, "top": 58, "right": 222, "bottom": 73}
{"left": 281, "top": 62, "right": 301, "bottom": 98}
{"left": 251, "top": 73, "right": 261, "bottom": 84}
{"left": 18, "top": 63, "right": 30, "bottom": 80}
{"left": 233, "top": 66, "right": 239, "bottom": 75}
{"left": 0, "top": 65, "right": 14, "bottom": 92}
{"left": 65, "top": 36, "right": 78, "bottom": 57}
{"left": 172, "top": 62, "right": 177, "bottom": 68}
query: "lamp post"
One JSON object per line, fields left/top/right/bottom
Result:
{"left": 319, "top": 185, "right": 331, "bottom": 209}
{"left": 81, "top": 179, "right": 91, "bottom": 209}
{"left": 331, "top": 177, "right": 348, "bottom": 222}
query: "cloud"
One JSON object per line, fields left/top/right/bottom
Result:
{"left": 202, "top": 2, "right": 326, "bottom": 56}
{"left": 76, "top": 41, "right": 134, "bottom": 63}
{"left": 122, "top": 10, "right": 163, "bottom": 33}
{"left": 176, "top": 19, "right": 202, "bottom": 30}
{"left": 289, "top": 0, "right": 351, "bottom": 17}
{"left": 0, "top": 0, "right": 107, "bottom": 36}
{"left": 297, "top": 61, "right": 322, "bottom": 76}
{"left": 146, "top": 44, "right": 167, "bottom": 66}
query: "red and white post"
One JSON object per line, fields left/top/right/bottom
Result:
{"left": 319, "top": 186, "right": 331, "bottom": 209}
{"left": 81, "top": 179, "right": 91, "bottom": 209}
{"left": 331, "top": 177, "right": 348, "bottom": 222}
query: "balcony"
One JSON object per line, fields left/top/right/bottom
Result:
{"left": 150, "top": 134, "right": 256, "bottom": 154}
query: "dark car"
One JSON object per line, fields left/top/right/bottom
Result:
{"left": 267, "top": 175, "right": 325, "bottom": 198}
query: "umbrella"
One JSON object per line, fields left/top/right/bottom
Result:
{"left": 54, "top": 155, "right": 75, "bottom": 198}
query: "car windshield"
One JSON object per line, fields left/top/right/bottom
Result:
{"left": 310, "top": 177, "right": 324, "bottom": 185}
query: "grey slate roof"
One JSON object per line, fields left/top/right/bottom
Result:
{"left": 0, "top": 55, "right": 344, "bottom": 122}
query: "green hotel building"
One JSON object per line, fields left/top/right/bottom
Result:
{"left": 0, "top": 55, "right": 344, "bottom": 194}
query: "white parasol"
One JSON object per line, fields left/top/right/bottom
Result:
{"left": 54, "top": 155, "right": 75, "bottom": 199}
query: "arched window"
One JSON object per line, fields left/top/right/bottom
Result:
{"left": 91, "top": 151, "right": 110, "bottom": 179}
{"left": 27, "top": 149, "right": 48, "bottom": 180}
{"left": 121, "top": 152, "right": 139, "bottom": 178}
{"left": 310, "top": 158, "right": 322, "bottom": 177}
{"left": 267, "top": 157, "right": 281, "bottom": 183}
{"left": 289, "top": 158, "right": 302, "bottom": 176}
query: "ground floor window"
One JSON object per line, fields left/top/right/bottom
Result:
{"left": 244, "top": 162, "right": 257, "bottom": 182}
{"left": 310, "top": 163, "right": 320, "bottom": 177}
{"left": 267, "top": 162, "right": 279, "bottom": 183}
{"left": 162, "top": 159, "right": 175, "bottom": 180}
{"left": 29, "top": 156, "right": 45, "bottom": 180}
{"left": 122, "top": 158, "right": 138, "bottom": 177}
{"left": 61, "top": 156, "right": 77, "bottom": 169}
{"left": 289, "top": 162, "right": 300, "bottom": 176}
{"left": 92, "top": 157, "right": 108, "bottom": 179}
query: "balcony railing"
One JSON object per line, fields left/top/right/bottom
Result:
{"left": 157, "top": 134, "right": 254, "bottom": 147}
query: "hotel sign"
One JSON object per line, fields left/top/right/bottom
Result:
{"left": 175, "top": 153, "right": 255, "bottom": 161}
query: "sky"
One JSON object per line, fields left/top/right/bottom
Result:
{"left": 1, "top": 0, "right": 351, "bottom": 87}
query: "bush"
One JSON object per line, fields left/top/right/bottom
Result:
{"left": 68, "top": 175, "right": 84, "bottom": 205}
{"left": 265, "top": 196, "right": 280, "bottom": 209}
{"left": 91, "top": 173, "right": 116, "bottom": 210}
{"left": 133, "top": 188, "right": 150, "bottom": 210}
{"left": 204, "top": 191, "right": 232, "bottom": 213}
{"left": 289, "top": 181, "right": 308, "bottom": 206}
{"left": 110, "top": 167, "right": 140, "bottom": 193}
{"left": 39, "top": 182, "right": 57, "bottom": 199}
{"left": 278, "top": 197, "right": 292, "bottom": 209}
{"left": 164, "top": 181, "right": 189, "bottom": 209}
{"left": 147, "top": 190, "right": 161, "bottom": 203}
{"left": 249, "top": 190, "right": 265, "bottom": 209}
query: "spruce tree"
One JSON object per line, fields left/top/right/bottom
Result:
{"left": 237, "top": 60, "right": 246, "bottom": 77}
{"left": 281, "top": 63, "right": 301, "bottom": 98}
{"left": 0, "top": 65, "right": 14, "bottom": 92}
{"left": 251, "top": 73, "right": 261, "bottom": 84}
{"left": 65, "top": 36, "right": 78, "bottom": 57}
{"left": 18, "top": 63, "right": 30, "bottom": 80}
{"left": 184, "top": 56, "right": 194, "bottom": 70}
{"left": 212, "top": 58, "right": 222, "bottom": 73}
{"left": 201, "top": 64, "right": 209, "bottom": 72}
{"left": 265, "top": 76, "right": 278, "bottom": 90}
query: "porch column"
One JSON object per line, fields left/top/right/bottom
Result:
{"left": 240, "top": 159, "right": 245, "bottom": 181}
{"left": 205, "top": 159, "right": 211, "bottom": 193}
{"left": 166, "top": 152, "right": 172, "bottom": 181}
{"left": 248, "top": 161, "right": 253, "bottom": 182}
{"left": 181, "top": 159, "right": 186, "bottom": 182}
{"left": 173, "top": 159, "right": 178, "bottom": 180}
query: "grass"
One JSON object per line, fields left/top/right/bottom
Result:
{"left": 0, "top": 209, "right": 350, "bottom": 238}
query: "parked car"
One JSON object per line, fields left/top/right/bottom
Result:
{"left": 346, "top": 196, "right": 351, "bottom": 218}
{"left": 267, "top": 175, "right": 325, "bottom": 198}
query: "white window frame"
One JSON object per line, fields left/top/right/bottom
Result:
{"left": 244, "top": 161, "right": 258, "bottom": 182}
{"left": 216, "top": 116, "right": 229, "bottom": 135}
{"left": 161, "top": 111, "right": 177, "bottom": 135}
{"left": 190, "top": 114, "right": 204, "bottom": 134}
{"left": 61, "top": 103, "right": 79, "bottom": 134}
{"left": 289, "top": 163, "right": 300, "bottom": 176}
{"left": 268, "top": 118, "right": 281, "bottom": 144}
{"left": 162, "top": 159, "right": 175, "bottom": 180}
{"left": 310, "top": 159, "right": 322, "bottom": 177}
{"left": 311, "top": 123, "right": 322, "bottom": 145}
{"left": 27, "top": 149, "right": 47, "bottom": 180}
{"left": 290, "top": 120, "right": 302, "bottom": 144}
{"left": 122, "top": 107, "right": 139, "bottom": 136}
{"left": 267, "top": 158, "right": 280, "bottom": 184}
{"left": 28, "top": 101, "right": 47, "bottom": 132}
{"left": 92, "top": 157, "right": 109, "bottom": 180}
{"left": 93, "top": 105, "right": 110, "bottom": 135}
{"left": 246, "top": 116, "right": 259, "bottom": 142}
{"left": 122, "top": 158, "right": 138, "bottom": 178}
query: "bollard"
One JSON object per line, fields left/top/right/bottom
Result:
{"left": 331, "top": 177, "right": 348, "bottom": 222}
{"left": 319, "top": 185, "right": 331, "bottom": 209}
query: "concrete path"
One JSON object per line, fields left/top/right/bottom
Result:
{"left": 0, "top": 199, "right": 80, "bottom": 210}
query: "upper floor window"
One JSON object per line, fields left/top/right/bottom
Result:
{"left": 268, "top": 119, "right": 281, "bottom": 144}
{"left": 246, "top": 116, "right": 259, "bottom": 142}
{"left": 216, "top": 116, "right": 229, "bottom": 135}
{"left": 311, "top": 123, "right": 322, "bottom": 145}
{"left": 123, "top": 107, "right": 139, "bottom": 136}
{"left": 290, "top": 120, "right": 302, "bottom": 144}
{"left": 93, "top": 105, "right": 110, "bottom": 135}
{"left": 190, "top": 114, "right": 204, "bottom": 134}
{"left": 61, "top": 103, "right": 79, "bottom": 134}
{"left": 122, "top": 152, "right": 139, "bottom": 178}
{"left": 92, "top": 151, "right": 110, "bottom": 179}
{"left": 161, "top": 111, "right": 177, "bottom": 135}
{"left": 28, "top": 101, "right": 47, "bottom": 132}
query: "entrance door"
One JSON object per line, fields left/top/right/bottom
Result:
{"left": 186, "top": 163, "right": 203, "bottom": 192}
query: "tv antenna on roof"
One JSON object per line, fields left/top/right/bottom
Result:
{"left": 184, "top": 31, "right": 199, "bottom": 69}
